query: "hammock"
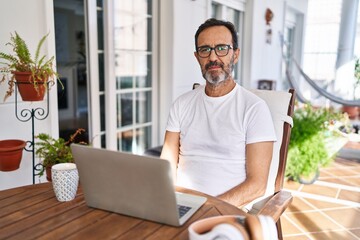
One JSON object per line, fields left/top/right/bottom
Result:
{"left": 286, "top": 65, "right": 340, "bottom": 103}
{"left": 288, "top": 59, "right": 360, "bottom": 107}
{"left": 285, "top": 68, "right": 309, "bottom": 103}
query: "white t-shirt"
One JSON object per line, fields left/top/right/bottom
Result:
{"left": 166, "top": 84, "right": 276, "bottom": 196}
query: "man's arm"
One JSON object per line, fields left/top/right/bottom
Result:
{"left": 160, "top": 131, "right": 180, "bottom": 180}
{"left": 217, "top": 141, "right": 274, "bottom": 207}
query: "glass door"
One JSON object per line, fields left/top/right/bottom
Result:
{"left": 54, "top": 0, "right": 90, "bottom": 144}
{"left": 86, "top": 0, "right": 157, "bottom": 153}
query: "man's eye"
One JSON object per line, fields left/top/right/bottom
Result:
{"left": 216, "top": 45, "right": 228, "bottom": 51}
{"left": 199, "top": 47, "right": 211, "bottom": 53}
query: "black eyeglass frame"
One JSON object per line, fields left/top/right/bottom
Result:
{"left": 196, "top": 44, "right": 233, "bottom": 58}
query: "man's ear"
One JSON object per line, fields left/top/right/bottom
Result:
{"left": 233, "top": 48, "right": 240, "bottom": 64}
{"left": 194, "top": 51, "right": 201, "bottom": 64}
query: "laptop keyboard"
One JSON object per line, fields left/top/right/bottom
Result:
{"left": 177, "top": 205, "right": 192, "bottom": 218}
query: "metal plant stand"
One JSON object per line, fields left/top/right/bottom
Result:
{"left": 14, "top": 82, "right": 50, "bottom": 184}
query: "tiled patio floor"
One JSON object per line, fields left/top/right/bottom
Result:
{"left": 282, "top": 141, "right": 360, "bottom": 240}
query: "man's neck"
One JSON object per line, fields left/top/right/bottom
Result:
{"left": 205, "top": 79, "right": 236, "bottom": 97}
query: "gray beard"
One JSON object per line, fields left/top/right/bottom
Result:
{"left": 204, "top": 62, "right": 234, "bottom": 86}
{"left": 204, "top": 71, "right": 227, "bottom": 85}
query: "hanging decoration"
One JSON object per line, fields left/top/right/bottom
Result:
{"left": 265, "top": 8, "right": 274, "bottom": 44}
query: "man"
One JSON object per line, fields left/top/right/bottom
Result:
{"left": 160, "top": 18, "right": 276, "bottom": 208}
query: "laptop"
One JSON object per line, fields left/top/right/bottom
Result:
{"left": 71, "top": 144, "right": 207, "bottom": 227}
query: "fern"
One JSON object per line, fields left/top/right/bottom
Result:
{"left": 34, "top": 32, "right": 49, "bottom": 64}
{"left": 37, "top": 55, "right": 47, "bottom": 68}
{"left": 0, "top": 52, "right": 20, "bottom": 70}
{"left": 9, "top": 32, "right": 33, "bottom": 68}
{"left": 0, "top": 31, "right": 63, "bottom": 101}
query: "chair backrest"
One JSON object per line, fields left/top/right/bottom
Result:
{"left": 274, "top": 89, "right": 295, "bottom": 192}
{"left": 247, "top": 88, "right": 295, "bottom": 211}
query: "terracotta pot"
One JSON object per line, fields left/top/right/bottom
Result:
{"left": 342, "top": 106, "right": 360, "bottom": 119}
{"left": 0, "top": 139, "right": 26, "bottom": 171}
{"left": 45, "top": 165, "right": 53, "bottom": 182}
{"left": 13, "top": 71, "right": 47, "bottom": 101}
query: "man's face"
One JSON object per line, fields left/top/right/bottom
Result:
{"left": 194, "top": 26, "right": 240, "bottom": 86}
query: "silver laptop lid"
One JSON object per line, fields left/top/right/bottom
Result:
{"left": 71, "top": 144, "right": 184, "bottom": 226}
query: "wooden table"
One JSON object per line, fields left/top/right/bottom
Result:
{"left": 0, "top": 183, "right": 246, "bottom": 240}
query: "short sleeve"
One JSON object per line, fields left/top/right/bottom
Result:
{"left": 166, "top": 100, "right": 181, "bottom": 133}
{"left": 245, "top": 100, "right": 277, "bottom": 144}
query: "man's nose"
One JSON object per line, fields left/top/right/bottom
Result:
{"left": 208, "top": 49, "right": 218, "bottom": 61}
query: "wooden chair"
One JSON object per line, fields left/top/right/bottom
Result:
{"left": 246, "top": 88, "right": 296, "bottom": 240}
{"left": 144, "top": 85, "right": 296, "bottom": 239}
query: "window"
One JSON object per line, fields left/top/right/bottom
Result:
{"left": 303, "top": 0, "right": 342, "bottom": 82}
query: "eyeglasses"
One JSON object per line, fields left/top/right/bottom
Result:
{"left": 196, "top": 44, "right": 233, "bottom": 58}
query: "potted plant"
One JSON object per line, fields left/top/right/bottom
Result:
{"left": 286, "top": 104, "right": 345, "bottom": 184}
{"left": 0, "top": 139, "right": 26, "bottom": 171}
{"left": 0, "top": 31, "right": 63, "bottom": 102}
{"left": 35, "top": 128, "right": 86, "bottom": 181}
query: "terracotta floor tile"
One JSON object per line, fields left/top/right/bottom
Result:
{"left": 343, "top": 141, "right": 360, "bottom": 150}
{"left": 338, "top": 189, "right": 360, "bottom": 202}
{"left": 333, "top": 161, "right": 350, "bottom": 169}
{"left": 349, "top": 228, "right": 360, "bottom": 237}
{"left": 309, "top": 230, "right": 358, "bottom": 240}
{"left": 321, "top": 167, "right": 357, "bottom": 177}
{"left": 328, "top": 158, "right": 347, "bottom": 167}
{"left": 283, "top": 235, "right": 310, "bottom": 240}
{"left": 300, "top": 184, "right": 338, "bottom": 198}
{"left": 286, "top": 212, "right": 341, "bottom": 232}
{"left": 346, "top": 167, "right": 360, "bottom": 174}
{"left": 303, "top": 198, "right": 346, "bottom": 209}
{"left": 318, "top": 170, "right": 332, "bottom": 178}
{"left": 323, "top": 208, "right": 360, "bottom": 229}
{"left": 351, "top": 167, "right": 360, "bottom": 174}
{"left": 317, "top": 177, "right": 356, "bottom": 186}
{"left": 284, "top": 180, "right": 302, "bottom": 191}
{"left": 334, "top": 158, "right": 359, "bottom": 166}
{"left": 286, "top": 197, "right": 314, "bottom": 213}
{"left": 340, "top": 176, "right": 360, "bottom": 186}
{"left": 281, "top": 215, "right": 303, "bottom": 235}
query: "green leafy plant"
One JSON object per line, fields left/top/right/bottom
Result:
{"left": 286, "top": 104, "right": 343, "bottom": 182}
{"left": 35, "top": 128, "right": 86, "bottom": 176}
{"left": 0, "top": 31, "right": 63, "bottom": 101}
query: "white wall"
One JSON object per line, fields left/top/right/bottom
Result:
{"left": 172, "top": 0, "right": 208, "bottom": 98}
{"left": 0, "top": 0, "right": 58, "bottom": 190}
{"left": 247, "top": 0, "right": 307, "bottom": 90}
{"left": 248, "top": 0, "right": 285, "bottom": 89}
